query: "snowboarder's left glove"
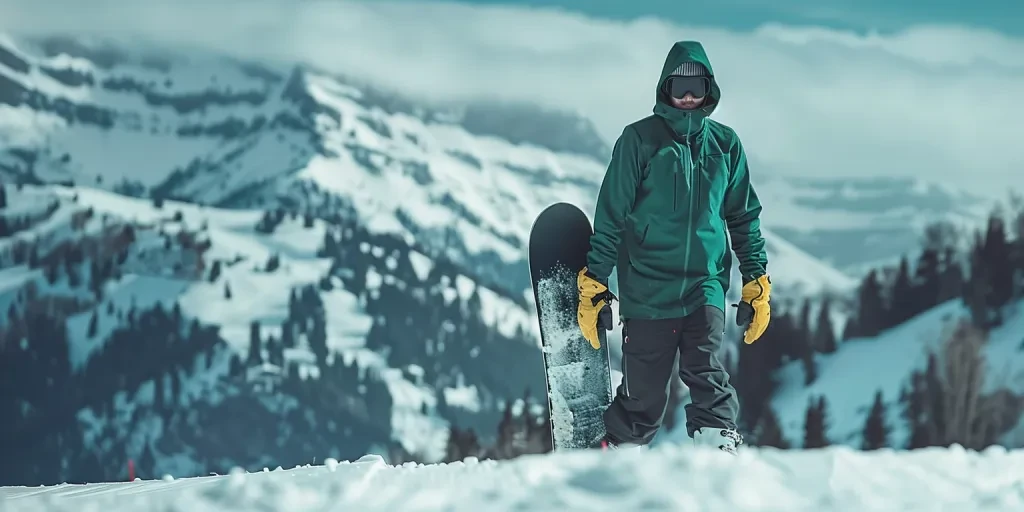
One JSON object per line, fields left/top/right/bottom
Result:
{"left": 577, "top": 267, "right": 615, "bottom": 349}
{"left": 734, "top": 274, "right": 771, "bottom": 344}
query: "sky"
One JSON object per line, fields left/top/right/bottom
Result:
{"left": 409, "top": 0, "right": 1024, "bottom": 37}
{"left": 1, "top": 0, "right": 1022, "bottom": 196}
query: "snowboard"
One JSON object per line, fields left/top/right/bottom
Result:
{"left": 527, "top": 202, "right": 614, "bottom": 451}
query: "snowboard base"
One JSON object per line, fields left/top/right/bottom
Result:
{"left": 528, "top": 203, "right": 613, "bottom": 451}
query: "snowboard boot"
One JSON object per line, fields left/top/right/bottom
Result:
{"left": 594, "top": 434, "right": 642, "bottom": 451}
{"left": 691, "top": 428, "right": 743, "bottom": 455}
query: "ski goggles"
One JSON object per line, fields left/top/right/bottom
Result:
{"left": 664, "top": 76, "right": 710, "bottom": 99}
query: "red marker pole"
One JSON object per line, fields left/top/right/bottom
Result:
{"left": 128, "top": 459, "right": 135, "bottom": 481}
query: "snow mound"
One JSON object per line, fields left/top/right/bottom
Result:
{"left": 4, "top": 446, "right": 1024, "bottom": 511}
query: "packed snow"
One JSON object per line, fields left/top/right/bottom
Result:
{"left": 4, "top": 445, "right": 1024, "bottom": 511}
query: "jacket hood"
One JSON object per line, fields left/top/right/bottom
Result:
{"left": 653, "top": 41, "right": 720, "bottom": 137}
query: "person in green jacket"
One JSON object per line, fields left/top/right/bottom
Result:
{"left": 576, "top": 40, "right": 772, "bottom": 454}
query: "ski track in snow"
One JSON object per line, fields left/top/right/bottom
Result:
{"left": 4, "top": 446, "right": 1024, "bottom": 511}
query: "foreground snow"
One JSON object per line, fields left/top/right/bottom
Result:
{"left": 3, "top": 445, "right": 1024, "bottom": 511}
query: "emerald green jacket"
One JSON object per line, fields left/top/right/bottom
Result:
{"left": 586, "top": 40, "right": 768, "bottom": 319}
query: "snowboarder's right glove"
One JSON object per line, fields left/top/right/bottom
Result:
{"left": 734, "top": 274, "right": 771, "bottom": 344}
{"left": 577, "top": 267, "right": 615, "bottom": 349}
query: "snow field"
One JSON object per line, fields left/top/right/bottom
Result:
{"left": 4, "top": 444, "right": 1024, "bottom": 512}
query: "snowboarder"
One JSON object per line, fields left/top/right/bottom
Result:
{"left": 576, "top": 40, "right": 771, "bottom": 454}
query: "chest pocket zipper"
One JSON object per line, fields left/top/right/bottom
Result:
{"left": 693, "top": 162, "right": 700, "bottom": 213}
{"left": 673, "top": 173, "right": 678, "bottom": 211}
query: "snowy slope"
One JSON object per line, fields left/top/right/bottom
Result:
{"left": 772, "top": 299, "right": 1024, "bottom": 449}
{"left": 0, "top": 183, "right": 555, "bottom": 486}
{"left": 4, "top": 445, "right": 1024, "bottom": 512}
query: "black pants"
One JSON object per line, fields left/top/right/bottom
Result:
{"left": 602, "top": 305, "right": 738, "bottom": 445}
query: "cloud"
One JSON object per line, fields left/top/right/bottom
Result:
{"left": 2, "top": 0, "right": 1023, "bottom": 195}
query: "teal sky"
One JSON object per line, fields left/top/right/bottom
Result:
{"left": 398, "top": 0, "right": 1023, "bottom": 36}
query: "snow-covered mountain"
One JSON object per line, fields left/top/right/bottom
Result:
{"left": 0, "top": 33, "right": 953, "bottom": 283}
{"left": 0, "top": 33, "right": 611, "bottom": 292}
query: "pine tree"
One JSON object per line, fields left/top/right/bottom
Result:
{"left": 444, "top": 425, "right": 481, "bottom": 462}
{"left": 814, "top": 297, "right": 838, "bottom": 353}
{"left": 152, "top": 373, "right": 166, "bottom": 413}
{"left": 228, "top": 353, "right": 244, "bottom": 377}
{"left": 246, "top": 321, "right": 263, "bottom": 366}
{"left": 208, "top": 260, "right": 222, "bottom": 282}
{"left": 841, "top": 316, "right": 858, "bottom": 341}
{"left": 67, "top": 255, "right": 83, "bottom": 285}
{"left": 913, "top": 246, "right": 942, "bottom": 315}
{"left": 265, "top": 253, "right": 280, "bottom": 272}
{"left": 492, "top": 401, "right": 517, "bottom": 459}
{"left": 309, "top": 311, "right": 328, "bottom": 368}
{"left": 281, "top": 321, "right": 295, "bottom": 348}
{"left": 797, "top": 298, "right": 813, "bottom": 355}
{"left": 86, "top": 310, "right": 99, "bottom": 338}
{"left": 801, "top": 337, "right": 817, "bottom": 385}
{"left": 1013, "top": 198, "right": 1024, "bottom": 297}
{"left": 266, "top": 336, "right": 284, "bottom": 367}
{"left": 0, "top": 184, "right": 6, "bottom": 209}
{"left": 735, "top": 311, "right": 787, "bottom": 432}
{"left": 255, "top": 210, "right": 279, "bottom": 234}
{"left": 902, "top": 369, "right": 931, "bottom": 449}
{"left": 133, "top": 442, "right": 155, "bottom": 480}
{"left": 756, "top": 406, "right": 790, "bottom": 449}
{"left": 853, "top": 270, "right": 886, "bottom": 338}
{"left": 888, "top": 255, "right": 914, "bottom": 328}
{"left": 939, "top": 246, "right": 964, "bottom": 303}
{"left": 224, "top": 281, "right": 232, "bottom": 299}
{"left": 862, "top": 389, "right": 889, "bottom": 450}
{"left": 981, "top": 212, "right": 1014, "bottom": 316}
{"left": 27, "top": 245, "right": 39, "bottom": 268}
{"left": 965, "top": 232, "right": 992, "bottom": 327}
{"left": 803, "top": 396, "right": 831, "bottom": 448}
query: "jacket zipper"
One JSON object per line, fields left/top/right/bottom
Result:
{"left": 692, "top": 151, "right": 701, "bottom": 213}
{"left": 673, "top": 173, "right": 678, "bottom": 211}
{"left": 684, "top": 140, "right": 695, "bottom": 287}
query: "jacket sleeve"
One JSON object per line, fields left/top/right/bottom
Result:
{"left": 586, "top": 126, "right": 643, "bottom": 282}
{"left": 723, "top": 138, "right": 768, "bottom": 283}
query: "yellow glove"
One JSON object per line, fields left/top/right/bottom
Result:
{"left": 577, "top": 267, "right": 614, "bottom": 349}
{"left": 735, "top": 274, "right": 771, "bottom": 344}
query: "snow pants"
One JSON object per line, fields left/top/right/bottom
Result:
{"left": 602, "top": 305, "right": 739, "bottom": 445}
